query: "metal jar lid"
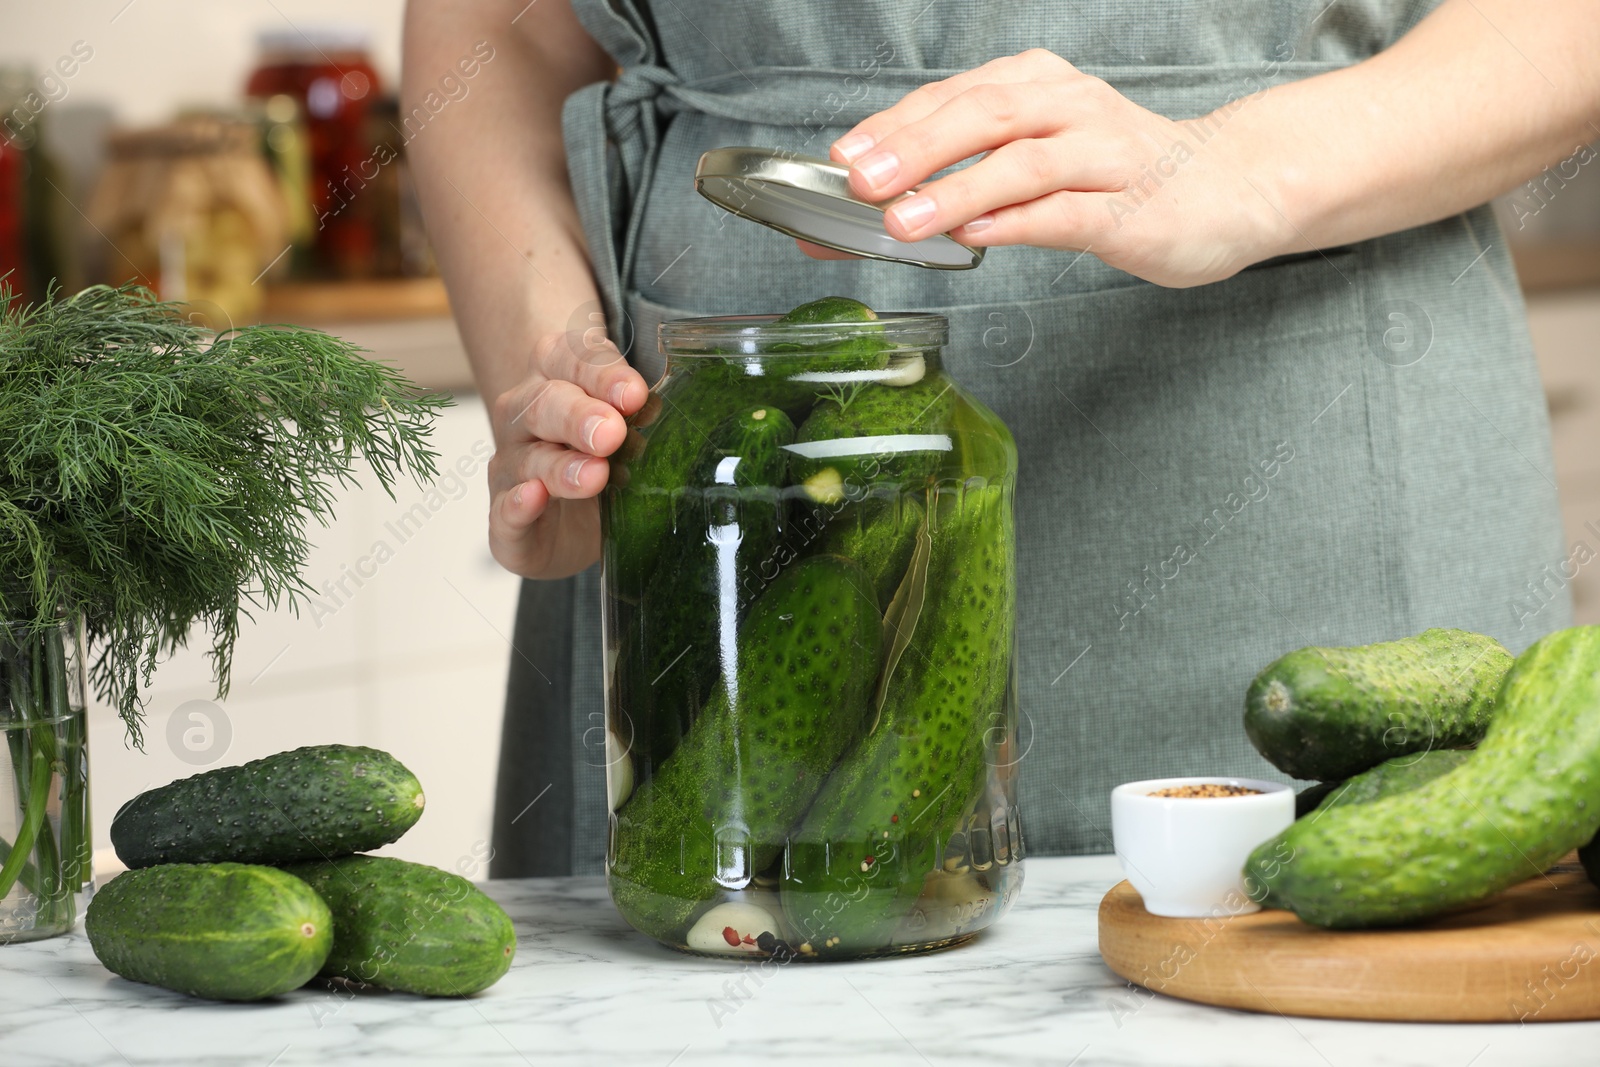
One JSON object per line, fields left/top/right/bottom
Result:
{"left": 694, "top": 146, "right": 984, "bottom": 270}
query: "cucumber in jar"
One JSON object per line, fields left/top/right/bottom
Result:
{"left": 614, "top": 404, "right": 794, "bottom": 770}
{"left": 786, "top": 375, "right": 958, "bottom": 504}
{"left": 740, "top": 298, "right": 898, "bottom": 413}
{"left": 813, "top": 493, "right": 925, "bottom": 609}
{"left": 608, "top": 554, "right": 883, "bottom": 944}
{"left": 774, "top": 296, "right": 877, "bottom": 326}
{"left": 605, "top": 299, "right": 891, "bottom": 595}
{"left": 782, "top": 395, "right": 1017, "bottom": 957}
{"left": 605, "top": 373, "right": 735, "bottom": 600}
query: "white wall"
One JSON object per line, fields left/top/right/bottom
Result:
{"left": 5, "top": 0, "right": 405, "bottom": 126}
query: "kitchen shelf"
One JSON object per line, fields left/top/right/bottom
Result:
{"left": 322, "top": 315, "right": 479, "bottom": 394}
{"left": 254, "top": 278, "right": 476, "bottom": 393}
{"left": 260, "top": 277, "right": 451, "bottom": 324}
{"left": 1510, "top": 239, "right": 1600, "bottom": 293}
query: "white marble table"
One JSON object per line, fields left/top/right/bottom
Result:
{"left": 1, "top": 855, "right": 1595, "bottom": 1066}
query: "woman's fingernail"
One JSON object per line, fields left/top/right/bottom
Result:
{"left": 888, "top": 194, "right": 936, "bottom": 234}
{"left": 565, "top": 457, "right": 590, "bottom": 488}
{"left": 854, "top": 151, "right": 900, "bottom": 189}
{"left": 581, "top": 414, "right": 605, "bottom": 452}
{"left": 512, "top": 483, "right": 525, "bottom": 506}
{"left": 962, "top": 212, "right": 995, "bottom": 235}
{"left": 609, "top": 382, "right": 631, "bottom": 409}
{"left": 834, "top": 133, "right": 875, "bottom": 163}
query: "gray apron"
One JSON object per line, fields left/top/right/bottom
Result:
{"left": 491, "top": 0, "right": 1570, "bottom": 877}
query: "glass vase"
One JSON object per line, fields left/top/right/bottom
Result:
{"left": 0, "top": 614, "right": 92, "bottom": 943}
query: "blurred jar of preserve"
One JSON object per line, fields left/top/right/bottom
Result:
{"left": 249, "top": 92, "right": 316, "bottom": 278}
{"left": 87, "top": 117, "right": 288, "bottom": 327}
{"left": 0, "top": 65, "right": 74, "bottom": 307}
{"left": 246, "top": 27, "right": 381, "bottom": 278}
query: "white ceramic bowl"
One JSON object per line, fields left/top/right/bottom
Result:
{"left": 1109, "top": 776, "right": 1294, "bottom": 918}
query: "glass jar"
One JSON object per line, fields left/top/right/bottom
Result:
{"left": 87, "top": 118, "right": 288, "bottom": 327}
{"left": 246, "top": 28, "right": 381, "bottom": 277}
{"left": 0, "top": 615, "right": 92, "bottom": 944}
{"left": 0, "top": 65, "right": 72, "bottom": 307}
{"left": 601, "top": 311, "right": 1024, "bottom": 960}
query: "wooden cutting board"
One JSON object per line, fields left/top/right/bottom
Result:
{"left": 1098, "top": 854, "right": 1600, "bottom": 1022}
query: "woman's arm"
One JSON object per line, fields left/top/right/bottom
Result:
{"left": 403, "top": 0, "right": 647, "bottom": 579}
{"left": 819, "top": 0, "right": 1600, "bottom": 287}
{"left": 1230, "top": 0, "right": 1600, "bottom": 257}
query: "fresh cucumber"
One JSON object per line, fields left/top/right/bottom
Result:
{"left": 111, "top": 744, "right": 424, "bottom": 868}
{"left": 1292, "top": 780, "right": 1341, "bottom": 818}
{"left": 1244, "top": 628, "right": 1513, "bottom": 781}
{"left": 1581, "top": 833, "right": 1600, "bottom": 890}
{"left": 1306, "top": 750, "right": 1472, "bottom": 815}
{"left": 1294, "top": 749, "right": 1475, "bottom": 818}
{"left": 85, "top": 863, "right": 330, "bottom": 1001}
{"left": 1292, "top": 751, "right": 1471, "bottom": 818}
{"left": 609, "top": 554, "right": 882, "bottom": 943}
{"left": 1245, "top": 625, "right": 1600, "bottom": 928}
{"left": 782, "top": 473, "right": 1015, "bottom": 956}
{"left": 619, "top": 404, "right": 794, "bottom": 768}
{"left": 284, "top": 855, "right": 515, "bottom": 996}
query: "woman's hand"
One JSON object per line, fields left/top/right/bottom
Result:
{"left": 486, "top": 328, "right": 648, "bottom": 580}
{"left": 818, "top": 0, "right": 1600, "bottom": 287}
{"left": 405, "top": 0, "right": 629, "bottom": 582}
{"left": 818, "top": 49, "right": 1287, "bottom": 288}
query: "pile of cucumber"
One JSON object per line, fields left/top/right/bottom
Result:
{"left": 87, "top": 744, "right": 515, "bottom": 1001}
{"left": 1240, "top": 625, "right": 1600, "bottom": 928}
{"left": 603, "top": 297, "right": 1019, "bottom": 957}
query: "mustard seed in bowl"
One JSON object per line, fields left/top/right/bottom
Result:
{"left": 1147, "top": 783, "right": 1263, "bottom": 799}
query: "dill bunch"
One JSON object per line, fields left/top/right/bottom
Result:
{"left": 0, "top": 284, "right": 450, "bottom": 746}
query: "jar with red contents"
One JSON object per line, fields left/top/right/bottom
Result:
{"left": 246, "top": 27, "right": 380, "bottom": 277}
{"left": 0, "top": 134, "right": 25, "bottom": 307}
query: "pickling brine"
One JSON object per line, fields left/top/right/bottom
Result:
{"left": 601, "top": 299, "right": 1023, "bottom": 959}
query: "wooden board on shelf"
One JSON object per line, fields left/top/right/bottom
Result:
{"left": 1511, "top": 240, "right": 1600, "bottom": 293}
{"left": 261, "top": 278, "right": 450, "bottom": 324}
{"left": 1098, "top": 855, "right": 1600, "bottom": 1023}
